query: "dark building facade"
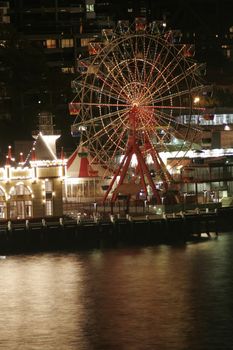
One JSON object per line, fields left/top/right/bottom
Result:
{"left": 0, "top": 0, "right": 233, "bottom": 162}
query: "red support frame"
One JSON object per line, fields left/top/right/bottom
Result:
{"left": 103, "top": 107, "right": 164, "bottom": 204}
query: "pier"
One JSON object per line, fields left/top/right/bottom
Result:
{"left": 1, "top": 205, "right": 230, "bottom": 254}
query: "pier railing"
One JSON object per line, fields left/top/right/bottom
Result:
{"left": 2, "top": 206, "right": 233, "bottom": 253}
{"left": 63, "top": 200, "right": 221, "bottom": 217}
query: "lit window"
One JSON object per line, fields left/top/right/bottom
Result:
{"left": 46, "top": 39, "right": 56, "bottom": 48}
{"left": 45, "top": 180, "right": 53, "bottom": 192}
{"left": 62, "top": 67, "right": 75, "bottom": 73}
{"left": 81, "top": 38, "right": 93, "bottom": 46}
{"left": 61, "top": 39, "right": 74, "bottom": 48}
{"left": 45, "top": 200, "right": 53, "bottom": 216}
{"left": 86, "top": 4, "right": 94, "bottom": 12}
{"left": 0, "top": 40, "right": 6, "bottom": 48}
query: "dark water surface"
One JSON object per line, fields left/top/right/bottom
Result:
{"left": 1, "top": 233, "right": 233, "bottom": 350}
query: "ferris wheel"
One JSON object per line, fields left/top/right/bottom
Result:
{"left": 70, "top": 22, "right": 205, "bottom": 203}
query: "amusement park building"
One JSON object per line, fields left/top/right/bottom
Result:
{"left": 0, "top": 112, "right": 106, "bottom": 220}
{"left": 1, "top": 108, "right": 233, "bottom": 220}
{"left": 0, "top": 112, "right": 64, "bottom": 219}
{"left": 165, "top": 108, "right": 233, "bottom": 205}
{"left": 0, "top": 147, "right": 106, "bottom": 220}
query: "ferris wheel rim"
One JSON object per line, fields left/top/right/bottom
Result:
{"left": 71, "top": 28, "right": 205, "bottom": 172}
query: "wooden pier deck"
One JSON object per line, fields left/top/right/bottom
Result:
{"left": 1, "top": 206, "right": 229, "bottom": 253}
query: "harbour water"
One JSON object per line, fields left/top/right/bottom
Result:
{"left": 1, "top": 233, "right": 233, "bottom": 350}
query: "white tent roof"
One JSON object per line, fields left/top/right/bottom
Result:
{"left": 67, "top": 144, "right": 110, "bottom": 178}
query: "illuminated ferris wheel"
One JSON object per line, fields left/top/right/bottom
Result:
{"left": 70, "top": 22, "right": 205, "bottom": 203}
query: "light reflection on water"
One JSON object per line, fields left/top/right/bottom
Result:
{"left": 1, "top": 234, "right": 233, "bottom": 350}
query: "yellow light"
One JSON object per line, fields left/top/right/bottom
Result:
{"left": 194, "top": 96, "right": 200, "bottom": 104}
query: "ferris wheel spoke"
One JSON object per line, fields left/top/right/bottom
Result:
{"left": 88, "top": 108, "right": 130, "bottom": 136}
{"left": 98, "top": 59, "right": 129, "bottom": 94}
{"left": 114, "top": 36, "right": 147, "bottom": 87}
{"left": 80, "top": 101, "right": 130, "bottom": 108}
{"left": 155, "top": 88, "right": 190, "bottom": 104}
{"left": 139, "top": 58, "right": 172, "bottom": 105}
{"left": 97, "top": 72, "right": 127, "bottom": 102}
{"left": 154, "top": 62, "right": 201, "bottom": 100}
{"left": 147, "top": 111, "right": 199, "bottom": 145}
{"left": 98, "top": 106, "right": 131, "bottom": 123}
{"left": 155, "top": 108, "right": 199, "bottom": 131}
{"left": 99, "top": 88, "right": 127, "bottom": 105}
{"left": 164, "top": 122, "right": 196, "bottom": 142}
{"left": 110, "top": 51, "right": 133, "bottom": 94}
{"left": 151, "top": 92, "right": 204, "bottom": 113}
{"left": 88, "top": 120, "right": 127, "bottom": 163}
{"left": 144, "top": 36, "right": 160, "bottom": 77}
{"left": 140, "top": 35, "right": 158, "bottom": 82}
{"left": 175, "top": 127, "right": 198, "bottom": 143}
{"left": 108, "top": 127, "right": 128, "bottom": 162}
{"left": 154, "top": 75, "right": 186, "bottom": 101}
{"left": 77, "top": 107, "right": 131, "bottom": 129}
{"left": 140, "top": 47, "right": 195, "bottom": 105}
{"left": 139, "top": 40, "right": 149, "bottom": 83}
{"left": 73, "top": 79, "right": 127, "bottom": 105}
{"left": 104, "top": 62, "right": 131, "bottom": 100}
{"left": 100, "top": 59, "right": 131, "bottom": 100}
{"left": 101, "top": 107, "right": 130, "bottom": 132}
{"left": 154, "top": 110, "right": 200, "bottom": 142}
{"left": 86, "top": 122, "right": 119, "bottom": 146}
{"left": 120, "top": 56, "right": 136, "bottom": 85}
{"left": 134, "top": 57, "right": 141, "bottom": 85}
{"left": 145, "top": 129, "right": 171, "bottom": 153}
{"left": 116, "top": 42, "right": 136, "bottom": 83}
{"left": 83, "top": 56, "right": 128, "bottom": 101}
{"left": 147, "top": 120, "right": 195, "bottom": 152}
{"left": 140, "top": 48, "right": 186, "bottom": 103}
{"left": 100, "top": 124, "right": 127, "bottom": 158}
{"left": 145, "top": 38, "right": 172, "bottom": 78}
{"left": 128, "top": 36, "right": 141, "bottom": 82}
{"left": 153, "top": 109, "right": 182, "bottom": 125}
